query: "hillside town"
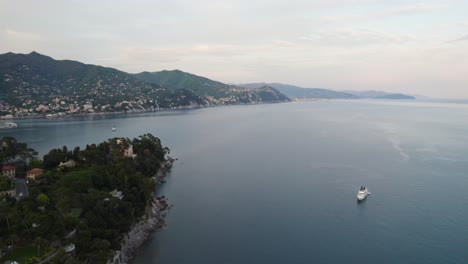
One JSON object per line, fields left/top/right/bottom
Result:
{"left": 0, "top": 95, "right": 164, "bottom": 119}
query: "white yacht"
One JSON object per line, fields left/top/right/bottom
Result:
{"left": 0, "top": 122, "right": 17, "bottom": 129}
{"left": 112, "top": 125, "right": 117, "bottom": 132}
{"left": 357, "top": 186, "right": 369, "bottom": 201}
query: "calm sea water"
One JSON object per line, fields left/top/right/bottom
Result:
{"left": 2, "top": 100, "right": 468, "bottom": 264}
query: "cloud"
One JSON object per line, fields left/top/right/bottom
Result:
{"left": 371, "top": 3, "right": 435, "bottom": 19}
{"left": 272, "top": 39, "right": 294, "bottom": 46}
{"left": 116, "top": 44, "right": 257, "bottom": 66}
{"left": 5, "top": 29, "right": 41, "bottom": 40}
{"left": 190, "top": 44, "right": 247, "bottom": 56}
{"left": 321, "top": 3, "right": 437, "bottom": 24}
{"left": 301, "top": 28, "right": 417, "bottom": 46}
{"left": 119, "top": 41, "right": 295, "bottom": 64}
{"left": 451, "top": 34, "right": 468, "bottom": 42}
{"left": 459, "top": 21, "right": 468, "bottom": 28}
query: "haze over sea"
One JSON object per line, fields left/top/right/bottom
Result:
{"left": 2, "top": 100, "right": 468, "bottom": 264}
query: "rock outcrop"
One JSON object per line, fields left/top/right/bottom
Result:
{"left": 110, "top": 157, "right": 174, "bottom": 264}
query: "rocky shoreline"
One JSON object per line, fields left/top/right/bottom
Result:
{"left": 110, "top": 156, "right": 175, "bottom": 264}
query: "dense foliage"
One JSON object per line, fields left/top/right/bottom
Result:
{"left": 0, "top": 52, "right": 204, "bottom": 116}
{"left": 239, "top": 83, "right": 359, "bottom": 99}
{"left": 0, "top": 52, "right": 291, "bottom": 119}
{"left": 135, "top": 70, "right": 291, "bottom": 103}
{"left": 135, "top": 69, "right": 235, "bottom": 98}
{"left": 0, "top": 134, "right": 169, "bottom": 263}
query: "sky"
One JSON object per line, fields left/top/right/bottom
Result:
{"left": 1, "top": 0, "right": 468, "bottom": 98}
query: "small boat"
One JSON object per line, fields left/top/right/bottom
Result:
{"left": 357, "top": 186, "right": 369, "bottom": 201}
{"left": 0, "top": 122, "right": 17, "bottom": 129}
{"left": 112, "top": 125, "right": 117, "bottom": 132}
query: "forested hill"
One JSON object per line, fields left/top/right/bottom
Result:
{"left": 0, "top": 134, "right": 170, "bottom": 263}
{"left": 0, "top": 52, "right": 204, "bottom": 116}
{"left": 135, "top": 70, "right": 232, "bottom": 97}
{"left": 0, "top": 52, "right": 289, "bottom": 118}
{"left": 239, "top": 82, "right": 357, "bottom": 99}
{"left": 240, "top": 83, "right": 416, "bottom": 100}
{"left": 134, "top": 70, "right": 290, "bottom": 105}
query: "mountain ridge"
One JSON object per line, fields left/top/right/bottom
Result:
{"left": 240, "top": 83, "right": 416, "bottom": 100}
{"left": 239, "top": 83, "right": 358, "bottom": 99}
{"left": 0, "top": 52, "right": 289, "bottom": 118}
{"left": 341, "top": 90, "right": 416, "bottom": 99}
{"left": 134, "top": 70, "right": 290, "bottom": 105}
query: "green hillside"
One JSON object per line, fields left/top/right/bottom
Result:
{"left": 135, "top": 70, "right": 232, "bottom": 98}
{"left": 239, "top": 83, "right": 357, "bottom": 99}
{"left": 0, "top": 52, "right": 204, "bottom": 117}
{"left": 134, "top": 70, "right": 290, "bottom": 104}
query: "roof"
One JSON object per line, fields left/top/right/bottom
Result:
{"left": 2, "top": 165, "right": 15, "bottom": 171}
{"left": 27, "top": 168, "right": 44, "bottom": 174}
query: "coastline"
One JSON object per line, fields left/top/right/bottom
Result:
{"left": 2, "top": 100, "right": 291, "bottom": 122}
{"left": 1, "top": 106, "right": 205, "bottom": 121}
{"left": 110, "top": 156, "right": 175, "bottom": 264}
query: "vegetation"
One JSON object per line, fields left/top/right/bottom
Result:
{"left": 239, "top": 83, "right": 359, "bottom": 99}
{"left": 0, "top": 52, "right": 289, "bottom": 118}
{"left": 374, "top": 93, "right": 415, "bottom": 99}
{"left": 239, "top": 83, "right": 416, "bottom": 100}
{"left": 134, "top": 70, "right": 290, "bottom": 104}
{"left": 135, "top": 69, "right": 236, "bottom": 98}
{"left": 0, "top": 52, "right": 205, "bottom": 117}
{"left": 0, "top": 134, "right": 169, "bottom": 263}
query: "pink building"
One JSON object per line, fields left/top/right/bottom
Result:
{"left": 2, "top": 165, "right": 16, "bottom": 178}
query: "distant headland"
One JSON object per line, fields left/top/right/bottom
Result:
{"left": 0, "top": 51, "right": 417, "bottom": 120}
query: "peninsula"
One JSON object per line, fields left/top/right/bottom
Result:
{"left": 0, "top": 134, "right": 172, "bottom": 263}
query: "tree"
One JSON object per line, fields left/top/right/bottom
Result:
{"left": 91, "top": 238, "right": 111, "bottom": 262}
{"left": 43, "top": 148, "right": 68, "bottom": 170}
{"left": 0, "top": 134, "right": 171, "bottom": 262}
{"left": 36, "top": 193, "right": 49, "bottom": 207}
{"left": 34, "top": 236, "right": 44, "bottom": 256}
{"left": 0, "top": 136, "right": 38, "bottom": 162}
{"left": 163, "top": 146, "right": 170, "bottom": 155}
{"left": 28, "top": 159, "right": 44, "bottom": 169}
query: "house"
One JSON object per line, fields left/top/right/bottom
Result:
{"left": 59, "top": 160, "right": 76, "bottom": 168}
{"left": 110, "top": 189, "right": 124, "bottom": 200}
{"left": 2, "top": 165, "right": 16, "bottom": 178}
{"left": 26, "top": 168, "right": 44, "bottom": 180}
{"left": 116, "top": 139, "right": 135, "bottom": 158}
{"left": 123, "top": 145, "right": 134, "bottom": 158}
{"left": 83, "top": 104, "right": 93, "bottom": 111}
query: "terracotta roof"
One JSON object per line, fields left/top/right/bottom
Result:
{"left": 2, "top": 165, "right": 15, "bottom": 171}
{"left": 27, "top": 168, "right": 44, "bottom": 174}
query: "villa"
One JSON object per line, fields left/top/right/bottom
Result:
{"left": 26, "top": 168, "right": 44, "bottom": 180}
{"left": 2, "top": 165, "right": 15, "bottom": 178}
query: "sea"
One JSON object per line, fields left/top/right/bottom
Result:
{"left": 2, "top": 99, "right": 468, "bottom": 264}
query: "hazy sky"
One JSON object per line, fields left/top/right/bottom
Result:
{"left": 1, "top": 0, "right": 468, "bottom": 98}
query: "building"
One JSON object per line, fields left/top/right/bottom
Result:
{"left": 59, "top": 160, "right": 76, "bottom": 168}
{"left": 2, "top": 165, "right": 16, "bottom": 178}
{"left": 117, "top": 139, "right": 135, "bottom": 158}
{"left": 26, "top": 168, "right": 44, "bottom": 180}
{"left": 83, "top": 104, "right": 93, "bottom": 111}
{"left": 123, "top": 145, "right": 134, "bottom": 158}
{"left": 110, "top": 189, "right": 124, "bottom": 200}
